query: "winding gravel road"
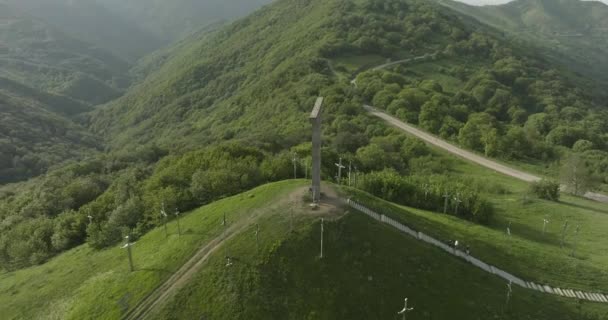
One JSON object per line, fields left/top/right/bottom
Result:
{"left": 370, "top": 52, "right": 439, "bottom": 71}
{"left": 121, "top": 186, "right": 335, "bottom": 320}
{"left": 364, "top": 105, "right": 608, "bottom": 204}
{"left": 122, "top": 201, "right": 286, "bottom": 320}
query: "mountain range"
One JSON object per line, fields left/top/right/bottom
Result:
{"left": 0, "top": 0, "right": 607, "bottom": 270}
{"left": 438, "top": 0, "right": 608, "bottom": 86}
{"left": 2, "top": 0, "right": 273, "bottom": 61}
{"left": 0, "top": 0, "right": 273, "bottom": 183}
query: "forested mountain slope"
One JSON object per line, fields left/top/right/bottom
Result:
{"left": 2, "top": 0, "right": 608, "bottom": 271}
{"left": 437, "top": 0, "right": 608, "bottom": 85}
{"left": 2, "top": 0, "right": 162, "bottom": 61}
{"left": 0, "top": 94, "right": 100, "bottom": 183}
{"left": 0, "top": 4, "right": 126, "bottom": 182}
{"left": 0, "top": 0, "right": 272, "bottom": 183}
{"left": 87, "top": 0, "right": 339, "bottom": 150}
{"left": 97, "top": 0, "right": 273, "bottom": 43}
{"left": 88, "top": 0, "right": 500, "bottom": 149}
{"left": 3, "top": 181, "right": 607, "bottom": 319}
{"left": 0, "top": 3, "right": 130, "bottom": 104}
{"left": 2, "top": 0, "right": 273, "bottom": 61}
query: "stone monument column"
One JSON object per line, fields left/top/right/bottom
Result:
{"left": 310, "top": 97, "right": 323, "bottom": 203}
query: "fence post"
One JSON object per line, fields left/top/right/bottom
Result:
{"left": 344, "top": 199, "right": 607, "bottom": 304}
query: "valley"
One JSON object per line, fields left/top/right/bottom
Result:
{"left": 0, "top": 0, "right": 607, "bottom": 318}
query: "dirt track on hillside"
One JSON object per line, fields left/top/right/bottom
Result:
{"left": 123, "top": 184, "right": 344, "bottom": 320}
{"left": 364, "top": 105, "right": 608, "bottom": 204}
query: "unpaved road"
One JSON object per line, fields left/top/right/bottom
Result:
{"left": 123, "top": 212, "right": 262, "bottom": 320}
{"left": 364, "top": 105, "right": 608, "bottom": 203}
{"left": 350, "top": 51, "right": 439, "bottom": 87}
{"left": 371, "top": 52, "right": 439, "bottom": 71}
{"left": 122, "top": 185, "right": 344, "bottom": 320}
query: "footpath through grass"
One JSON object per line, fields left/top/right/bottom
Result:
{"left": 0, "top": 180, "right": 304, "bottom": 320}
{"left": 453, "top": 156, "right": 608, "bottom": 290}
{"left": 151, "top": 211, "right": 608, "bottom": 319}
{"left": 354, "top": 131, "right": 608, "bottom": 292}
{"left": 347, "top": 180, "right": 608, "bottom": 293}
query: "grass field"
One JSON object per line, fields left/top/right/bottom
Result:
{"left": 346, "top": 160, "right": 608, "bottom": 293}
{"left": 489, "top": 153, "right": 608, "bottom": 194}
{"left": 354, "top": 107, "right": 608, "bottom": 292}
{"left": 0, "top": 180, "right": 305, "bottom": 320}
{"left": 2, "top": 176, "right": 608, "bottom": 319}
{"left": 150, "top": 208, "right": 608, "bottom": 319}
{"left": 455, "top": 158, "right": 608, "bottom": 290}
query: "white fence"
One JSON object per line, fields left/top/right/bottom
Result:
{"left": 346, "top": 199, "right": 608, "bottom": 303}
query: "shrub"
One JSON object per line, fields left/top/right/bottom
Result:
{"left": 358, "top": 170, "right": 493, "bottom": 224}
{"left": 530, "top": 179, "right": 560, "bottom": 201}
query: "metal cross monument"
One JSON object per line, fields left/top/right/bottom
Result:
{"left": 310, "top": 97, "right": 323, "bottom": 203}
{"left": 398, "top": 298, "right": 414, "bottom": 320}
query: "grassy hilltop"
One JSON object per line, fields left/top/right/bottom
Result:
{"left": 2, "top": 180, "right": 608, "bottom": 319}
{"left": 0, "top": 181, "right": 304, "bottom": 319}
{"left": 2, "top": 1, "right": 608, "bottom": 312}
{"left": 153, "top": 213, "right": 608, "bottom": 320}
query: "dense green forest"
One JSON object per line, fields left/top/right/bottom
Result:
{"left": 347, "top": 0, "right": 608, "bottom": 189}
{"left": 98, "top": 0, "right": 273, "bottom": 44}
{"left": 2, "top": 0, "right": 162, "bottom": 61}
{"left": 0, "top": 93, "right": 100, "bottom": 183}
{"left": 438, "top": 0, "right": 608, "bottom": 86}
{"left": 0, "top": 0, "right": 275, "bottom": 183}
{"left": 0, "top": 4, "right": 130, "bottom": 103}
{"left": 355, "top": 53, "right": 608, "bottom": 181}
{"left": 1, "top": 0, "right": 606, "bottom": 270}
{"left": 3, "top": 0, "right": 273, "bottom": 61}
{"left": 0, "top": 3, "right": 130, "bottom": 182}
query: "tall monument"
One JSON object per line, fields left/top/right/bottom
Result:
{"left": 310, "top": 97, "right": 323, "bottom": 203}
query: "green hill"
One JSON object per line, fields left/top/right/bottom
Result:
{"left": 89, "top": 0, "right": 608, "bottom": 185}
{"left": 86, "top": 0, "right": 338, "bottom": 150}
{"left": 2, "top": 0, "right": 608, "bottom": 317}
{"left": 97, "top": 0, "right": 273, "bottom": 43}
{"left": 0, "top": 78, "right": 101, "bottom": 183}
{"left": 2, "top": 0, "right": 162, "bottom": 61}
{"left": 2, "top": 181, "right": 607, "bottom": 319}
{"left": 3, "top": 0, "right": 608, "bottom": 274}
{"left": 0, "top": 181, "right": 303, "bottom": 319}
{"left": 87, "top": 0, "right": 500, "bottom": 149}
{"left": 0, "top": 3, "right": 130, "bottom": 182}
{"left": 0, "top": 74, "right": 102, "bottom": 184}
{"left": 88, "top": 0, "right": 608, "bottom": 155}
{"left": 154, "top": 211, "right": 608, "bottom": 320}
{"left": 0, "top": 3, "right": 130, "bottom": 104}
{"left": 2, "top": 0, "right": 273, "bottom": 62}
{"left": 0, "top": 87, "right": 100, "bottom": 183}
{"left": 437, "top": 0, "right": 608, "bottom": 85}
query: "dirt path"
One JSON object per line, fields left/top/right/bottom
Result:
{"left": 123, "top": 212, "right": 264, "bottom": 320}
{"left": 350, "top": 199, "right": 608, "bottom": 304}
{"left": 370, "top": 52, "right": 439, "bottom": 71}
{"left": 349, "top": 51, "right": 441, "bottom": 87}
{"left": 123, "top": 185, "right": 343, "bottom": 320}
{"left": 364, "top": 105, "right": 608, "bottom": 203}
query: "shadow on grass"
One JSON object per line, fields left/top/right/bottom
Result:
{"left": 180, "top": 230, "right": 209, "bottom": 237}
{"left": 136, "top": 267, "right": 173, "bottom": 275}
{"left": 229, "top": 256, "right": 256, "bottom": 268}
{"left": 504, "top": 221, "right": 563, "bottom": 247}
{"left": 559, "top": 201, "right": 608, "bottom": 215}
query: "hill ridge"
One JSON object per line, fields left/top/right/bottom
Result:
{"left": 348, "top": 198, "right": 608, "bottom": 302}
